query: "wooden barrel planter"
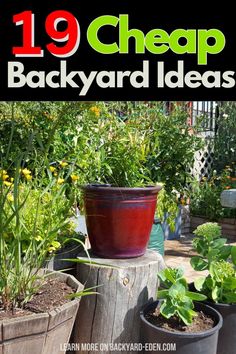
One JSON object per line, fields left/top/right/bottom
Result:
{"left": 0, "top": 271, "right": 83, "bottom": 354}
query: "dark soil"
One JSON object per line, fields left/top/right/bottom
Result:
{"left": 0, "top": 278, "right": 75, "bottom": 320}
{"left": 145, "top": 307, "right": 215, "bottom": 333}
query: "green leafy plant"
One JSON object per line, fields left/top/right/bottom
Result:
{"left": 190, "top": 222, "right": 232, "bottom": 271}
{"left": 78, "top": 102, "right": 203, "bottom": 225}
{"left": 190, "top": 166, "right": 236, "bottom": 220}
{"left": 1, "top": 101, "right": 204, "bottom": 225}
{"left": 157, "top": 268, "right": 207, "bottom": 326}
{"left": 194, "top": 260, "right": 236, "bottom": 304}
{"left": 191, "top": 222, "right": 236, "bottom": 304}
{"left": 0, "top": 163, "right": 76, "bottom": 310}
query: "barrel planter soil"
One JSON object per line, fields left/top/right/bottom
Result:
{"left": 0, "top": 270, "right": 83, "bottom": 354}
{"left": 82, "top": 184, "right": 162, "bottom": 258}
{"left": 140, "top": 300, "right": 222, "bottom": 354}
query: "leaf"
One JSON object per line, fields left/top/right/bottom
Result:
{"left": 164, "top": 268, "right": 176, "bottom": 284}
{"left": 177, "top": 307, "right": 193, "bottom": 326}
{"left": 160, "top": 299, "right": 175, "bottom": 319}
{"left": 157, "top": 290, "right": 169, "bottom": 299}
{"left": 223, "top": 292, "right": 236, "bottom": 304}
{"left": 158, "top": 269, "right": 167, "bottom": 283}
{"left": 179, "top": 278, "right": 188, "bottom": 289}
{"left": 223, "top": 277, "right": 236, "bottom": 290}
{"left": 186, "top": 291, "right": 207, "bottom": 301}
{"left": 194, "top": 238, "right": 206, "bottom": 255}
{"left": 220, "top": 245, "right": 232, "bottom": 260}
{"left": 212, "top": 286, "right": 221, "bottom": 302}
{"left": 176, "top": 267, "right": 184, "bottom": 280}
{"left": 190, "top": 256, "right": 208, "bottom": 271}
{"left": 211, "top": 238, "right": 227, "bottom": 249}
{"left": 207, "top": 248, "right": 219, "bottom": 262}
{"left": 194, "top": 277, "right": 206, "bottom": 291}
{"left": 231, "top": 246, "right": 236, "bottom": 266}
{"left": 169, "top": 282, "right": 185, "bottom": 299}
{"left": 205, "top": 277, "right": 214, "bottom": 290}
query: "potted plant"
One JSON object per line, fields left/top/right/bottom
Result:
{"left": 79, "top": 102, "right": 203, "bottom": 258}
{"left": 140, "top": 267, "right": 222, "bottom": 354}
{"left": 82, "top": 184, "right": 161, "bottom": 258}
{"left": 77, "top": 103, "right": 163, "bottom": 258}
{"left": 0, "top": 163, "right": 88, "bottom": 353}
{"left": 190, "top": 222, "right": 236, "bottom": 354}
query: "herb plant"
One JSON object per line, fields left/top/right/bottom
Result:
{"left": 191, "top": 222, "right": 236, "bottom": 304}
{"left": 157, "top": 268, "right": 207, "bottom": 326}
{"left": 194, "top": 260, "right": 236, "bottom": 304}
{"left": 190, "top": 222, "right": 232, "bottom": 271}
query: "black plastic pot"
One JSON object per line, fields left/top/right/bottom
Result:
{"left": 140, "top": 300, "right": 222, "bottom": 354}
{"left": 209, "top": 302, "right": 236, "bottom": 354}
{"left": 189, "top": 282, "right": 236, "bottom": 354}
{"left": 45, "top": 242, "right": 82, "bottom": 271}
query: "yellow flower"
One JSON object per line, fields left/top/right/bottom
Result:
{"left": 71, "top": 174, "right": 79, "bottom": 181}
{"left": 35, "top": 235, "right": 43, "bottom": 241}
{"left": 53, "top": 172, "right": 58, "bottom": 177}
{"left": 10, "top": 177, "right": 14, "bottom": 182}
{"left": 25, "top": 174, "right": 32, "bottom": 181}
{"left": 21, "top": 168, "right": 31, "bottom": 176}
{"left": 49, "top": 166, "right": 56, "bottom": 172}
{"left": 48, "top": 246, "right": 56, "bottom": 253}
{"left": 3, "top": 181, "right": 13, "bottom": 187}
{"left": 7, "top": 194, "right": 14, "bottom": 202}
{"left": 57, "top": 178, "right": 65, "bottom": 185}
{"left": 90, "top": 106, "right": 100, "bottom": 117}
{"left": 60, "top": 161, "right": 68, "bottom": 168}
{"left": 48, "top": 241, "right": 61, "bottom": 253}
{"left": 2, "top": 174, "right": 9, "bottom": 181}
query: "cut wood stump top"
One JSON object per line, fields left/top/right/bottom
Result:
{"left": 76, "top": 249, "right": 165, "bottom": 269}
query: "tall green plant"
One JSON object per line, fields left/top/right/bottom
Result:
{"left": 0, "top": 164, "right": 75, "bottom": 311}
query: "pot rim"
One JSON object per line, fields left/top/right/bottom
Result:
{"left": 81, "top": 184, "right": 162, "bottom": 193}
{"left": 205, "top": 299, "right": 236, "bottom": 308}
{"left": 140, "top": 300, "right": 223, "bottom": 338}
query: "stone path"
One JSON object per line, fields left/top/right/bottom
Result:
{"left": 163, "top": 234, "right": 236, "bottom": 282}
{"left": 164, "top": 234, "right": 206, "bottom": 282}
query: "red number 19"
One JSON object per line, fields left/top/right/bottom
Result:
{"left": 12, "top": 10, "right": 80, "bottom": 58}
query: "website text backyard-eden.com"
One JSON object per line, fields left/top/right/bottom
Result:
{"left": 60, "top": 342, "right": 177, "bottom": 352}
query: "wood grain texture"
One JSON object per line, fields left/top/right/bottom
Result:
{"left": 74, "top": 250, "right": 165, "bottom": 354}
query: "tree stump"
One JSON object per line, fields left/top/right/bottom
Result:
{"left": 73, "top": 250, "right": 165, "bottom": 354}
